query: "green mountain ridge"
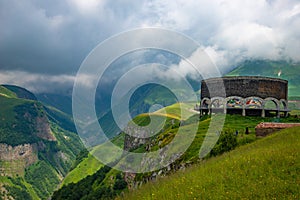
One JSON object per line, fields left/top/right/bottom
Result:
{"left": 3, "top": 85, "right": 37, "bottom": 101}
{"left": 0, "top": 85, "right": 84, "bottom": 200}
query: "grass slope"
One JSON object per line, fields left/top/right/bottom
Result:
{"left": 56, "top": 100, "right": 300, "bottom": 199}
{"left": 0, "top": 95, "right": 43, "bottom": 146}
{"left": 0, "top": 85, "right": 17, "bottom": 98}
{"left": 121, "top": 126, "right": 300, "bottom": 200}
{"left": 61, "top": 102, "right": 300, "bottom": 187}
{"left": 2, "top": 85, "right": 37, "bottom": 100}
{"left": 62, "top": 153, "right": 103, "bottom": 186}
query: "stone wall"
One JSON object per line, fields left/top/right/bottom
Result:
{"left": 201, "top": 76, "right": 288, "bottom": 99}
{"left": 0, "top": 143, "right": 38, "bottom": 176}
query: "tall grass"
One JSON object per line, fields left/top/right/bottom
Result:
{"left": 119, "top": 127, "right": 300, "bottom": 200}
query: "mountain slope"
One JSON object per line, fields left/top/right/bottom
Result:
{"left": 0, "top": 85, "right": 84, "bottom": 200}
{"left": 226, "top": 60, "right": 300, "bottom": 97}
{"left": 54, "top": 101, "right": 300, "bottom": 199}
{"left": 59, "top": 103, "right": 196, "bottom": 186}
{"left": 51, "top": 59, "right": 300, "bottom": 199}
{"left": 121, "top": 126, "right": 300, "bottom": 199}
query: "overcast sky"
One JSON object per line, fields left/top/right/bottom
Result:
{"left": 0, "top": 0, "right": 299, "bottom": 93}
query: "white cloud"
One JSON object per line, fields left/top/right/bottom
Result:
{"left": 68, "top": 0, "right": 106, "bottom": 15}
{"left": 0, "top": 70, "right": 97, "bottom": 93}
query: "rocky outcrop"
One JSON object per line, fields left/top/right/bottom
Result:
{"left": 0, "top": 143, "right": 37, "bottom": 164}
{"left": 123, "top": 124, "right": 152, "bottom": 151}
{"left": 35, "top": 114, "right": 56, "bottom": 141}
{"left": 0, "top": 143, "right": 38, "bottom": 176}
{"left": 122, "top": 123, "right": 190, "bottom": 189}
{"left": 0, "top": 184, "right": 14, "bottom": 200}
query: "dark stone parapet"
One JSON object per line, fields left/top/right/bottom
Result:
{"left": 201, "top": 76, "right": 288, "bottom": 100}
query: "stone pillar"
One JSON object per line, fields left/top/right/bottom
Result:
{"left": 242, "top": 108, "right": 246, "bottom": 116}
{"left": 261, "top": 109, "right": 265, "bottom": 118}
{"left": 284, "top": 111, "right": 288, "bottom": 117}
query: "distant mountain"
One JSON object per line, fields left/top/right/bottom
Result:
{"left": 97, "top": 83, "right": 197, "bottom": 141}
{"left": 0, "top": 85, "right": 84, "bottom": 200}
{"left": 36, "top": 93, "right": 73, "bottom": 116}
{"left": 226, "top": 60, "right": 300, "bottom": 97}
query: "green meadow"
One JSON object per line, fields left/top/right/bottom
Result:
{"left": 120, "top": 126, "right": 300, "bottom": 200}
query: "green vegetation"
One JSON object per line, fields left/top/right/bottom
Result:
{"left": 0, "top": 95, "right": 43, "bottom": 146}
{"left": 45, "top": 105, "right": 76, "bottom": 133}
{"left": 128, "top": 84, "right": 189, "bottom": 117}
{"left": 52, "top": 166, "right": 114, "bottom": 200}
{"left": 2, "top": 177, "right": 33, "bottom": 200}
{"left": 58, "top": 101, "right": 300, "bottom": 199}
{"left": 62, "top": 152, "right": 103, "bottom": 186}
{"left": 209, "top": 131, "right": 238, "bottom": 157}
{"left": 2, "top": 79, "right": 300, "bottom": 200}
{"left": 0, "top": 176, "right": 39, "bottom": 200}
{"left": 2, "top": 85, "right": 37, "bottom": 100}
{"left": 24, "top": 161, "right": 60, "bottom": 199}
{"left": 120, "top": 127, "right": 300, "bottom": 199}
{"left": 62, "top": 133, "right": 125, "bottom": 186}
{"left": 0, "top": 85, "right": 84, "bottom": 200}
{"left": 0, "top": 85, "right": 17, "bottom": 98}
{"left": 226, "top": 60, "right": 300, "bottom": 97}
{"left": 36, "top": 93, "right": 72, "bottom": 115}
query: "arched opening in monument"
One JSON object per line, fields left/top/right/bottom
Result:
{"left": 226, "top": 97, "right": 243, "bottom": 108}
{"left": 264, "top": 101, "right": 277, "bottom": 109}
{"left": 210, "top": 97, "right": 225, "bottom": 114}
{"left": 245, "top": 97, "right": 263, "bottom": 109}
{"left": 211, "top": 98, "right": 225, "bottom": 108}
{"left": 280, "top": 100, "right": 288, "bottom": 110}
{"left": 244, "top": 97, "right": 263, "bottom": 116}
{"left": 264, "top": 98, "right": 279, "bottom": 117}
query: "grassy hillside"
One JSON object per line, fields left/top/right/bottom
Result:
{"left": 62, "top": 152, "right": 103, "bottom": 186}
{"left": 0, "top": 86, "right": 84, "bottom": 199}
{"left": 55, "top": 101, "right": 300, "bottom": 200}
{"left": 226, "top": 60, "right": 300, "bottom": 97}
{"left": 121, "top": 126, "right": 300, "bottom": 199}
{"left": 61, "top": 103, "right": 196, "bottom": 186}
{"left": 0, "top": 85, "right": 17, "bottom": 98}
{"left": 0, "top": 95, "right": 43, "bottom": 146}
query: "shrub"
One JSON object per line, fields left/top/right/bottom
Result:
{"left": 210, "top": 132, "right": 238, "bottom": 157}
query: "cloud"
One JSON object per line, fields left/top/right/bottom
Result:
{"left": 0, "top": 70, "right": 98, "bottom": 93}
{"left": 0, "top": 0, "right": 299, "bottom": 92}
